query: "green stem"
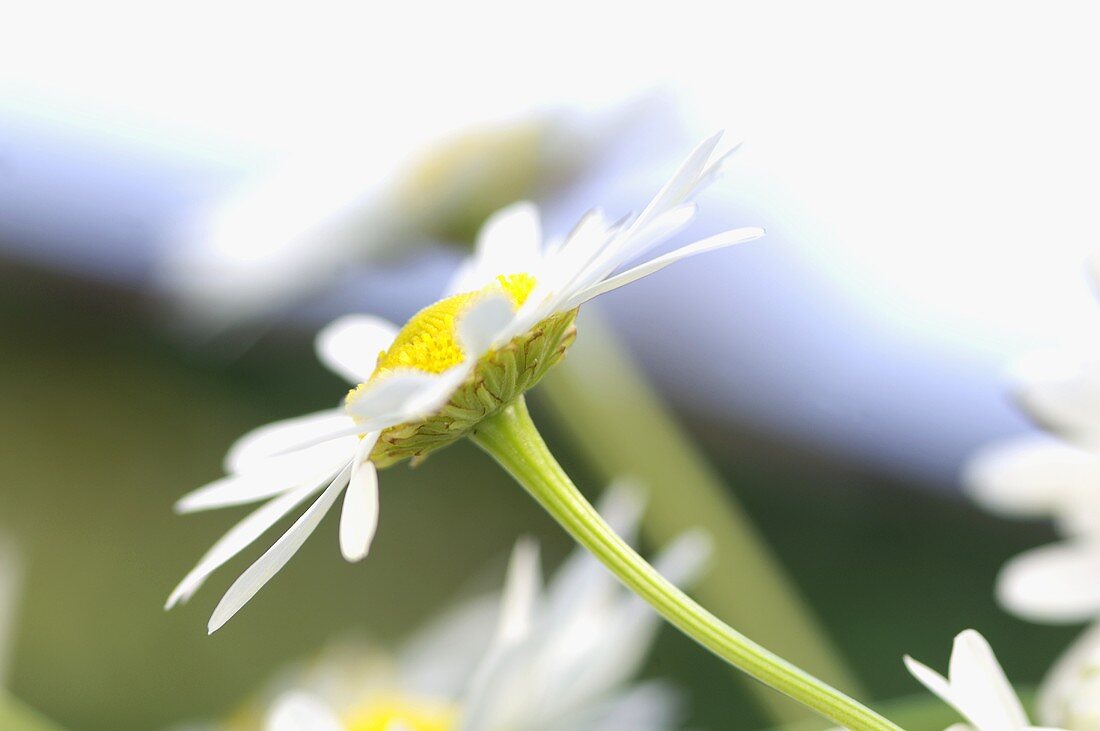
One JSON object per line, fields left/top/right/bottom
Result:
{"left": 471, "top": 397, "right": 903, "bottom": 731}
{"left": 539, "top": 308, "right": 861, "bottom": 723}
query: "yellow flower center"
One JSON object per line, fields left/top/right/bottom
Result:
{"left": 369, "top": 273, "right": 535, "bottom": 380}
{"left": 345, "top": 695, "right": 457, "bottom": 731}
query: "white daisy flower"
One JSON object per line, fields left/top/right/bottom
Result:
{"left": 964, "top": 350, "right": 1100, "bottom": 624}
{"left": 904, "top": 629, "right": 1063, "bottom": 731}
{"left": 168, "top": 134, "right": 762, "bottom": 633}
{"left": 190, "top": 485, "right": 708, "bottom": 731}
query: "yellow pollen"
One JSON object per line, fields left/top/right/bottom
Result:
{"left": 345, "top": 695, "right": 456, "bottom": 731}
{"left": 364, "top": 273, "right": 535, "bottom": 381}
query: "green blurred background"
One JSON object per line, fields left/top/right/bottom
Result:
{"left": 0, "top": 266, "right": 1076, "bottom": 731}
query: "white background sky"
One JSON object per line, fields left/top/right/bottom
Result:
{"left": 3, "top": 2, "right": 1100, "bottom": 484}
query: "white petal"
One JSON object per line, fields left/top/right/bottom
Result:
{"left": 446, "top": 202, "right": 543, "bottom": 295}
{"left": 652, "top": 529, "right": 712, "bottom": 588}
{"left": 402, "top": 366, "right": 472, "bottom": 417}
{"left": 542, "top": 206, "right": 695, "bottom": 315}
{"left": 265, "top": 691, "right": 344, "bottom": 731}
{"left": 461, "top": 541, "right": 546, "bottom": 731}
{"left": 580, "top": 205, "right": 690, "bottom": 288}
{"left": 560, "top": 530, "right": 712, "bottom": 715}
{"left": 225, "top": 409, "right": 356, "bottom": 474}
{"left": 397, "top": 593, "right": 501, "bottom": 698}
{"left": 347, "top": 368, "right": 466, "bottom": 429}
{"left": 565, "top": 226, "right": 765, "bottom": 309}
{"left": 208, "top": 464, "right": 352, "bottom": 633}
{"left": 315, "top": 314, "right": 399, "bottom": 384}
{"left": 166, "top": 480, "right": 327, "bottom": 609}
{"left": 475, "top": 202, "right": 542, "bottom": 276}
{"left": 963, "top": 436, "right": 1100, "bottom": 532}
{"left": 176, "top": 440, "right": 353, "bottom": 513}
{"left": 544, "top": 483, "right": 647, "bottom": 621}
{"left": 457, "top": 292, "right": 516, "bottom": 354}
{"left": 545, "top": 680, "right": 682, "bottom": 731}
{"left": 998, "top": 541, "right": 1100, "bottom": 623}
{"left": 630, "top": 132, "right": 722, "bottom": 232}
{"left": 905, "top": 654, "right": 955, "bottom": 707}
{"left": 694, "top": 140, "right": 744, "bottom": 191}
{"left": 176, "top": 471, "right": 303, "bottom": 514}
{"left": 1013, "top": 350, "right": 1100, "bottom": 440}
{"left": 458, "top": 638, "right": 534, "bottom": 731}
{"left": 339, "top": 436, "right": 380, "bottom": 562}
{"left": 557, "top": 208, "right": 613, "bottom": 258}
{"left": 599, "top": 480, "right": 650, "bottom": 536}
{"left": 495, "top": 537, "right": 541, "bottom": 646}
{"left": 947, "top": 629, "right": 1029, "bottom": 730}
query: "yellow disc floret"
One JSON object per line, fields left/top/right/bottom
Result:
{"left": 342, "top": 271, "right": 575, "bottom": 469}
{"left": 345, "top": 695, "right": 457, "bottom": 731}
{"left": 367, "top": 273, "right": 536, "bottom": 380}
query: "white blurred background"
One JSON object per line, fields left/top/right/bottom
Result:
{"left": 4, "top": 1, "right": 1099, "bottom": 485}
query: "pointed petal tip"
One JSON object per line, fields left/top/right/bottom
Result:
{"left": 207, "top": 610, "right": 230, "bottom": 634}
{"left": 165, "top": 581, "right": 196, "bottom": 610}
{"left": 511, "top": 534, "right": 541, "bottom": 564}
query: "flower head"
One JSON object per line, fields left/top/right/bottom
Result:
{"left": 168, "top": 135, "right": 760, "bottom": 632}
{"left": 191, "top": 485, "right": 707, "bottom": 731}
{"left": 904, "top": 629, "right": 1058, "bottom": 731}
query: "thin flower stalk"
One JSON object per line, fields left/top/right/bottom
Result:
{"left": 539, "top": 308, "right": 864, "bottom": 723}
{"left": 471, "top": 397, "right": 903, "bottom": 731}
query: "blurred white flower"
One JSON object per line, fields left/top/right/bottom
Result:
{"left": 195, "top": 485, "right": 708, "bottom": 731}
{"left": 904, "top": 629, "right": 1060, "bottom": 731}
{"left": 168, "top": 136, "right": 761, "bottom": 632}
{"left": 158, "top": 105, "right": 635, "bottom": 330}
{"left": 964, "top": 349, "right": 1100, "bottom": 624}
{"left": 1036, "top": 623, "right": 1100, "bottom": 730}
{"left": 962, "top": 281, "right": 1100, "bottom": 731}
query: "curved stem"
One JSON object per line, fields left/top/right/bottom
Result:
{"left": 539, "top": 307, "right": 862, "bottom": 725}
{"left": 471, "top": 397, "right": 903, "bottom": 731}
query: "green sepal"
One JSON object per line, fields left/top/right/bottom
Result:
{"left": 369, "top": 309, "right": 577, "bottom": 468}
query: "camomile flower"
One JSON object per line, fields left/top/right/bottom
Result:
{"left": 186, "top": 485, "right": 708, "bottom": 731}
{"left": 964, "top": 350, "right": 1100, "bottom": 624}
{"left": 168, "top": 134, "right": 763, "bottom": 633}
{"left": 904, "top": 629, "right": 1063, "bottom": 731}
